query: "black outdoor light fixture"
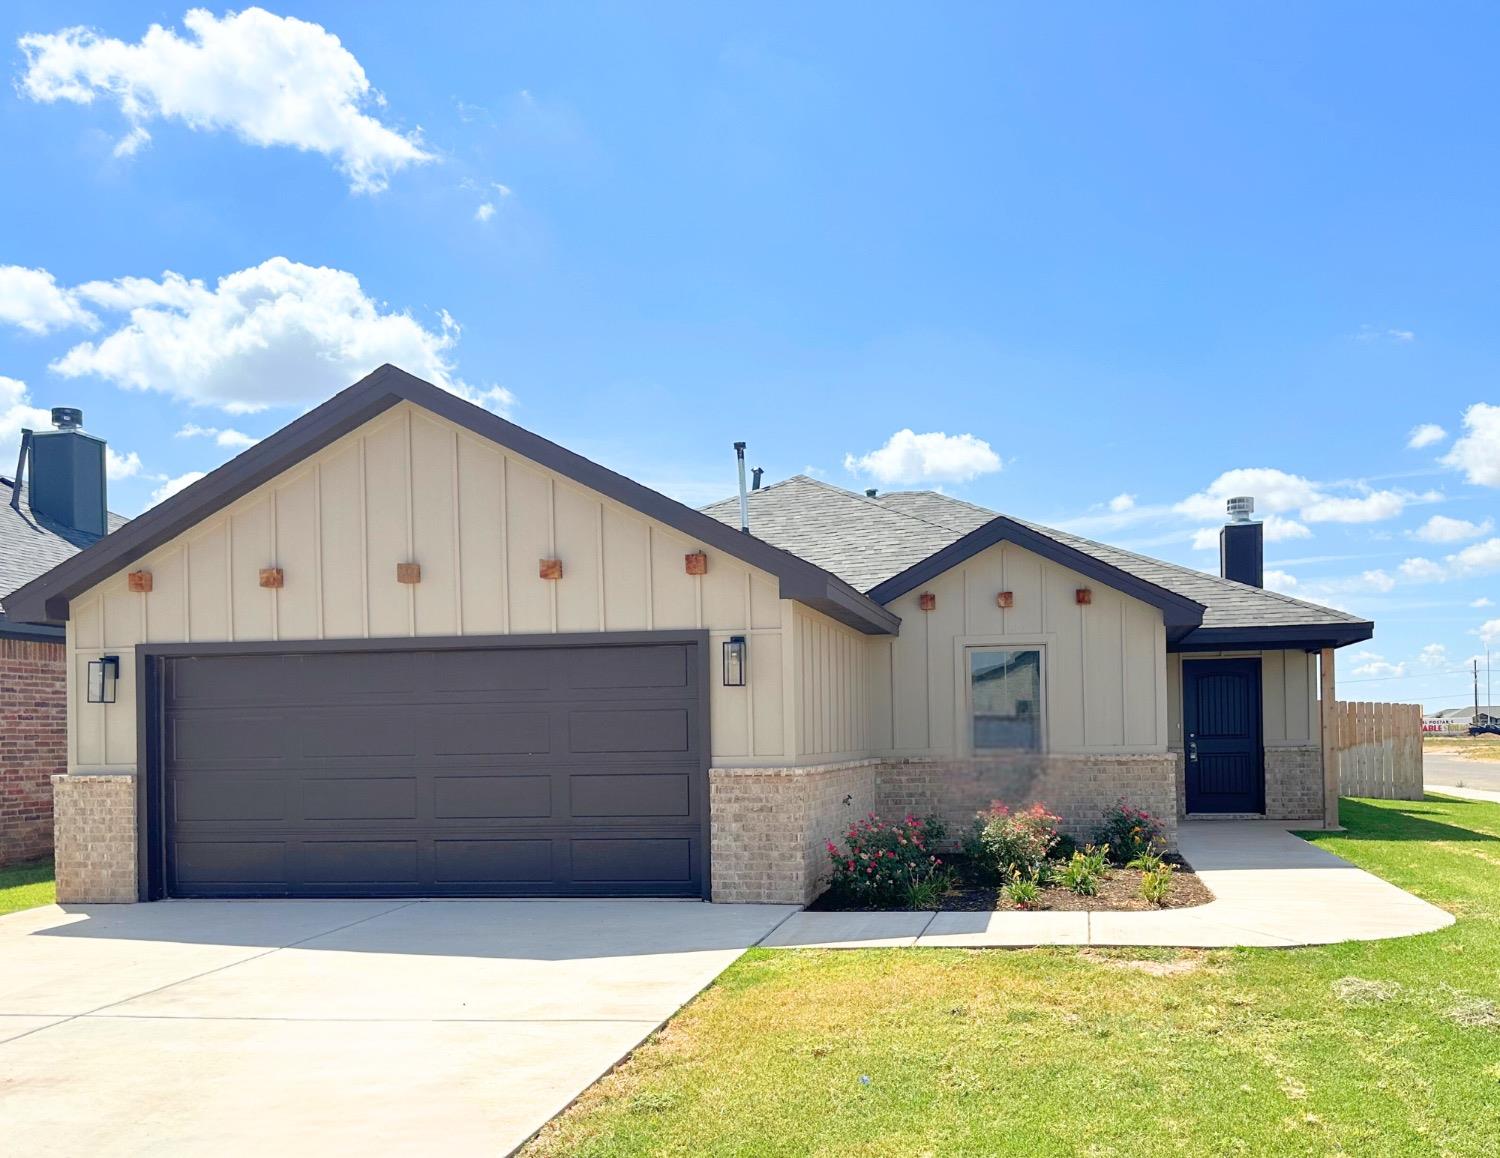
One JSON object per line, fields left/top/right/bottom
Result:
{"left": 87, "top": 655, "right": 119, "bottom": 704}
{"left": 723, "top": 635, "right": 747, "bottom": 686}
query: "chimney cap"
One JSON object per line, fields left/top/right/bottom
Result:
{"left": 1226, "top": 496, "right": 1255, "bottom": 524}
{"left": 50, "top": 407, "right": 83, "bottom": 431}
{"left": 865, "top": 488, "right": 878, "bottom": 498}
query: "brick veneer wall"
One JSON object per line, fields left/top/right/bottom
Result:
{"left": 0, "top": 637, "right": 66, "bottom": 867}
{"left": 52, "top": 774, "right": 138, "bottom": 903}
{"left": 1265, "top": 745, "right": 1325, "bottom": 820}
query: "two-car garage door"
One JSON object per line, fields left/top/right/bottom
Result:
{"left": 153, "top": 637, "right": 708, "bottom": 898}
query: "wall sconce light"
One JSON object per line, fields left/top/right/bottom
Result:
{"left": 87, "top": 655, "right": 119, "bottom": 704}
{"left": 723, "top": 635, "right": 747, "bottom": 686}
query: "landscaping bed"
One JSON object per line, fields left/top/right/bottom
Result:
{"left": 807, "top": 851, "right": 1213, "bottom": 912}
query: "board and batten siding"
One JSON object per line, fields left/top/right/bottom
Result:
{"left": 792, "top": 606, "right": 871, "bottom": 761}
{"left": 65, "top": 402, "right": 815, "bottom": 772}
{"left": 1167, "top": 650, "right": 1320, "bottom": 747}
{"left": 868, "top": 539, "right": 1169, "bottom": 756}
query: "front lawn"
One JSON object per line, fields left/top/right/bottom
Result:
{"left": 0, "top": 858, "right": 55, "bottom": 916}
{"left": 525, "top": 795, "right": 1500, "bottom": 1157}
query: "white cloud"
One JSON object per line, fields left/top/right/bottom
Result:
{"left": 1419, "top": 643, "right": 1447, "bottom": 666}
{"left": 0, "top": 265, "right": 97, "bottom": 334}
{"left": 19, "top": 7, "right": 433, "bottom": 193}
{"left": 1359, "top": 569, "right": 1396, "bottom": 593}
{"left": 474, "top": 202, "right": 496, "bottom": 222}
{"left": 1356, "top": 325, "right": 1415, "bottom": 343}
{"left": 49, "top": 257, "right": 512, "bottom": 415}
{"left": 176, "top": 423, "right": 258, "bottom": 450}
{"left": 1353, "top": 659, "right": 1406, "bottom": 678}
{"left": 0, "top": 376, "right": 53, "bottom": 467}
{"left": 1398, "top": 556, "right": 1449, "bottom": 583}
{"left": 1299, "top": 490, "right": 1408, "bottom": 523}
{"left": 844, "top": 429, "right": 1002, "bottom": 485}
{"left": 1189, "top": 512, "right": 1311, "bottom": 551}
{"left": 105, "top": 447, "right": 141, "bottom": 479}
{"left": 1107, "top": 493, "right": 1135, "bottom": 512}
{"left": 1480, "top": 619, "right": 1500, "bottom": 647}
{"left": 1412, "top": 514, "right": 1493, "bottom": 543}
{"left": 1263, "top": 569, "right": 1298, "bottom": 591}
{"left": 1175, "top": 468, "right": 1322, "bottom": 522}
{"left": 1407, "top": 423, "right": 1447, "bottom": 449}
{"left": 1449, "top": 538, "right": 1500, "bottom": 577}
{"left": 148, "top": 470, "right": 206, "bottom": 506}
{"left": 1442, "top": 403, "right": 1500, "bottom": 487}
{"left": 1473, "top": 597, "right": 1494, "bottom": 608}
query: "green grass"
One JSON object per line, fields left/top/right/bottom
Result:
{"left": 0, "top": 858, "right": 55, "bottom": 916}
{"left": 524, "top": 795, "right": 1500, "bottom": 1157}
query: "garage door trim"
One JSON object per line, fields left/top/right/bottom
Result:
{"left": 135, "top": 630, "right": 712, "bottom": 901}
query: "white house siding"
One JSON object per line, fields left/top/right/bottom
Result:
{"left": 867, "top": 539, "right": 1169, "bottom": 758}
{"left": 65, "top": 402, "right": 800, "bottom": 772}
{"left": 1166, "top": 650, "right": 1320, "bottom": 748}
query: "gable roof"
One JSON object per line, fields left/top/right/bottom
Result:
{"left": 3, "top": 366, "right": 898, "bottom": 636}
{"left": 704, "top": 477, "right": 1373, "bottom": 650}
{"left": 0, "top": 476, "right": 127, "bottom": 640}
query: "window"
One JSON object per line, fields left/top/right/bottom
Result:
{"left": 968, "top": 647, "right": 1043, "bottom": 751}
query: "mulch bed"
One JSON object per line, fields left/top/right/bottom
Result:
{"left": 808, "top": 854, "right": 1213, "bottom": 913}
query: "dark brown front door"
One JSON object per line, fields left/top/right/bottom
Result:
{"left": 155, "top": 637, "right": 708, "bottom": 898}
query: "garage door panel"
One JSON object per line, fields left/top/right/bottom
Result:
{"left": 161, "top": 638, "right": 707, "bottom": 898}
{"left": 173, "top": 778, "right": 287, "bottom": 823}
{"left": 433, "top": 774, "right": 552, "bottom": 819}
{"left": 570, "top": 772, "right": 690, "bottom": 818}
{"left": 433, "top": 838, "right": 554, "bottom": 883}
{"left": 569, "top": 708, "right": 690, "bottom": 753}
{"left": 571, "top": 837, "right": 693, "bottom": 883}
{"left": 429, "top": 709, "right": 551, "bottom": 756}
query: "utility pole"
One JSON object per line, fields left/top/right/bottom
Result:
{"left": 1475, "top": 659, "right": 1482, "bottom": 720}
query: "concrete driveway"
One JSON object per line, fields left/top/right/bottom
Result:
{"left": 0, "top": 898, "right": 797, "bottom": 1156}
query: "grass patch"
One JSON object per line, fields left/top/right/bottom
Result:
{"left": 1424, "top": 734, "right": 1500, "bottom": 761}
{"left": 0, "top": 858, "right": 55, "bottom": 916}
{"left": 524, "top": 795, "right": 1500, "bottom": 1157}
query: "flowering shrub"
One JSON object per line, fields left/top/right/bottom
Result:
{"left": 962, "top": 802, "right": 1061, "bottom": 883}
{"left": 825, "top": 814, "right": 949, "bottom": 908}
{"left": 1093, "top": 799, "right": 1166, "bottom": 866}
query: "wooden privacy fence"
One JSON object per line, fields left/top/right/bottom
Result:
{"left": 1332, "top": 701, "right": 1423, "bottom": 800}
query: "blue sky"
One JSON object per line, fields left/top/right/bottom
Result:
{"left": 0, "top": 3, "right": 1496, "bottom": 710}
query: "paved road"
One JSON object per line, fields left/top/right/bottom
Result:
{"left": 1424, "top": 751, "right": 1500, "bottom": 792}
{"left": 0, "top": 898, "right": 797, "bottom": 1156}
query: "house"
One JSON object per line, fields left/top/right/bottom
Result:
{"left": 0, "top": 409, "right": 126, "bottom": 866}
{"left": 1424, "top": 706, "right": 1500, "bottom": 731}
{"left": 4, "top": 366, "right": 1373, "bottom": 906}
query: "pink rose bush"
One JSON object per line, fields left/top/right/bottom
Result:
{"left": 825, "top": 813, "right": 950, "bottom": 908}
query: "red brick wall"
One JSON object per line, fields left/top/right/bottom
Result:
{"left": 0, "top": 637, "right": 66, "bottom": 866}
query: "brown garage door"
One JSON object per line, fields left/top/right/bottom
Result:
{"left": 157, "top": 637, "right": 708, "bottom": 898}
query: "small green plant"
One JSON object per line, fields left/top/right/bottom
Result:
{"left": 904, "top": 870, "right": 955, "bottom": 911}
{"left": 1094, "top": 799, "right": 1167, "bottom": 866}
{"left": 1126, "top": 846, "right": 1168, "bottom": 873}
{"left": 1140, "top": 863, "right": 1175, "bottom": 905}
{"left": 1001, "top": 869, "right": 1044, "bottom": 910}
{"left": 964, "top": 802, "right": 1061, "bottom": 883}
{"left": 1060, "top": 845, "right": 1109, "bottom": 896}
{"left": 1050, "top": 833, "right": 1079, "bottom": 862}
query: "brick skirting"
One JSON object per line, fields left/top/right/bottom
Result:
{"left": 1265, "top": 745, "right": 1325, "bottom": 820}
{"left": 0, "top": 638, "right": 66, "bottom": 867}
{"left": 708, "top": 753, "right": 1180, "bottom": 905}
{"left": 52, "top": 774, "right": 138, "bottom": 903}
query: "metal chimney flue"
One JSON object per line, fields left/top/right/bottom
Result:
{"left": 1220, "top": 496, "right": 1263, "bottom": 587}
{"left": 734, "top": 442, "right": 750, "bottom": 534}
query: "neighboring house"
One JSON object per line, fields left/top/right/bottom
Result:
{"left": 0, "top": 409, "right": 126, "bottom": 867}
{"left": 1424, "top": 706, "right": 1500, "bottom": 731}
{"left": 5, "top": 366, "right": 1372, "bottom": 906}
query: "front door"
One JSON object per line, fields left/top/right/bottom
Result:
{"left": 1182, "top": 658, "right": 1264, "bottom": 814}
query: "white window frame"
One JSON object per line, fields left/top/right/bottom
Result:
{"left": 954, "top": 635, "right": 1052, "bottom": 757}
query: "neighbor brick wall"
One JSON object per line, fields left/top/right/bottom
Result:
{"left": 52, "top": 774, "right": 138, "bottom": 903}
{"left": 1265, "top": 745, "right": 1325, "bottom": 820}
{"left": 0, "top": 637, "right": 66, "bottom": 867}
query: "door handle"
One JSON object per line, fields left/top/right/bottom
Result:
{"left": 1188, "top": 734, "right": 1199, "bottom": 763}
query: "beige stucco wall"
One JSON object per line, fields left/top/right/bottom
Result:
{"left": 1166, "top": 649, "right": 1320, "bottom": 749}
{"left": 867, "top": 539, "right": 1169, "bottom": 757}
{"left": 65, "top": 401, "right": 851, "bottom": 772}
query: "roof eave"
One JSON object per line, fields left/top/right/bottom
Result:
{"left": 3, "top": 365, "right": 899, "bottom": 636}
{"left": 1170, "top": 621, "right": 1375, "bottom": 652}
{"left": 866, "top": 515, "right": 1207, "bottom": 631}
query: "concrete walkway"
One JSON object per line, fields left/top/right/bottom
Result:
{"left": 1427, "top": 783, "right": 1500, "bottom": 804}
{"left": 0, "top": 898, "right": 797, "bottom": 1157}
{"left": 762, "top": 819, "right": 1455, "bottom": 949}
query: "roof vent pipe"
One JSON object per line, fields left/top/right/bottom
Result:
{"left": 734, "top": 442, "right": 750, "bottom": 534}
{"left": 1220, "top": 496, "right": 1263, "bottom": 587}
{"left": 751, "top": 467, "right": 763, "bottom": 491}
